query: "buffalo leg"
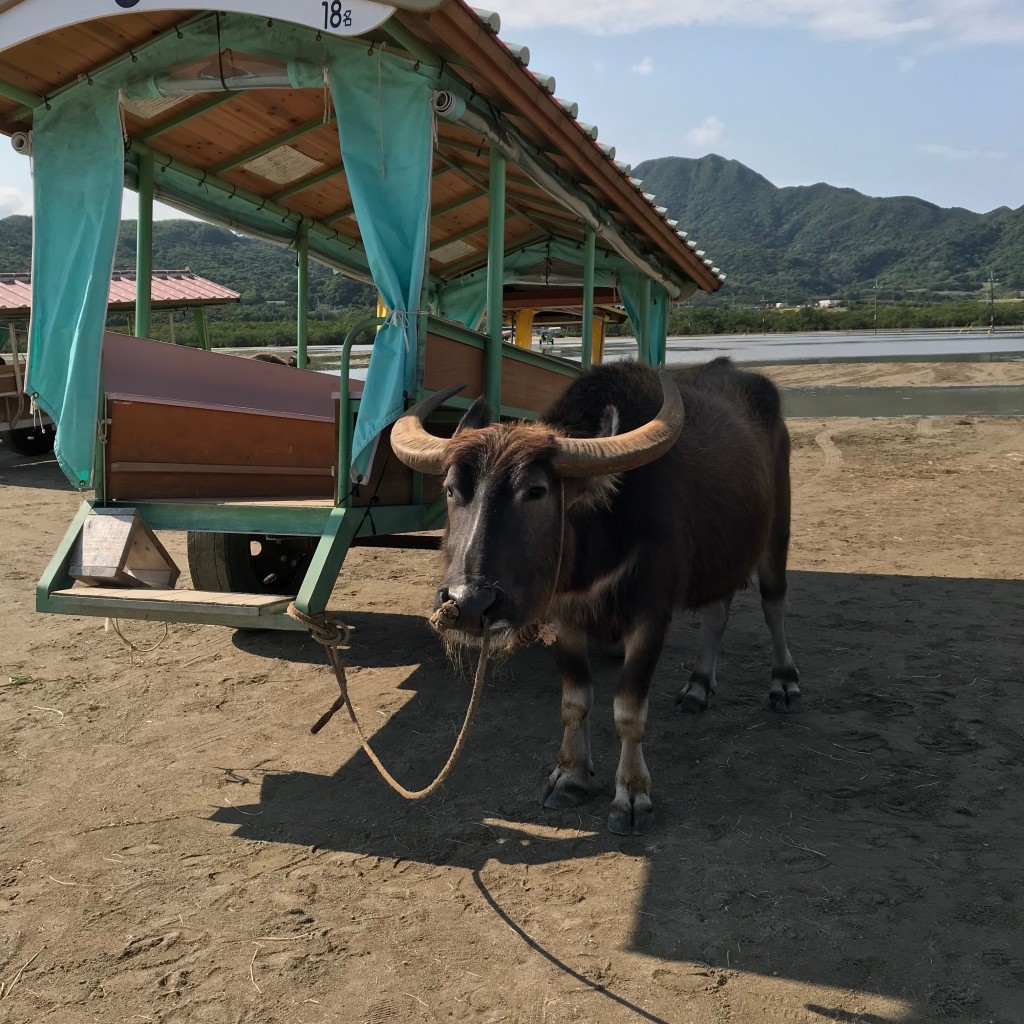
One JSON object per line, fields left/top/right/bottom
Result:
{"left": 762, "top": 593, "right": 800, "bottom": 713}
{"left": 676, "top": 595, "right": 732, "bottom": 714}
{"left": 539, "top": 623, "right": 595, "bottom": 809}
{"left": 608, "top": 614, "right": 669, "bottom": 836}
{"left": 758, "top": 540, "right": 800, "bottom": 714}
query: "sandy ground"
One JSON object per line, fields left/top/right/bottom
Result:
{"left": 1, "top": 362, "right": 1023, "bottom": 1024}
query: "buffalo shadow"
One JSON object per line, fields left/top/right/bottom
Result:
{"left": 210, "top": 570, "right": 1024, "bottom": 1023}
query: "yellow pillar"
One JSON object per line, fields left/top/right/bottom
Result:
{"left": 514, "top": 309, "right": 535, "bottom": 349}
{"left": 592, "top": 316, "right": 606, "bottom": 364}
{"left": 376, "top": 294, "right": 389, "bottom": 319}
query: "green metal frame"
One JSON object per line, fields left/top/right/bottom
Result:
{"left": 581, "top": 225, "right": 596, "bottom": 370}
{"left": 135, "top": 151, "right": 154, "bottom": 339}
{"left": 486, "top": 149, "right": 506, "bottom": 411}
{"left": 296, "top": 226, "right": 310, "bottom": 369}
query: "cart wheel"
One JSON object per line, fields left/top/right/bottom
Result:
{"left": 4, "top": 423, "right": 56, "bottom": 456}
{"left": 186, "top": 532, "right": 317, "bottom": 596}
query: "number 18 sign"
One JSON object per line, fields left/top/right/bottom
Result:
{"left": 0, "top": 0, "right": 399, "bottom": 50}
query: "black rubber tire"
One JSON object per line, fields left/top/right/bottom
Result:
{"left": 4, "top": 423, "right": 56, "bottom": 456}
{"left": 186, "top": 531, "right": 317, "bottom": 596}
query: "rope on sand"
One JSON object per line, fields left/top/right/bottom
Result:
{"left": 288, "top": 601, "right": 489, "bottom": 800}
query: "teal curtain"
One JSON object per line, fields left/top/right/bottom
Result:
{"left": 26, "top": 87, "right": 124, "bottom": 488}
{"left": 328, "top": 48, "right": 435, "bottom": 481}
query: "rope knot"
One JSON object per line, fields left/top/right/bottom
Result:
{"left": 286, "top": 603, "right": 351, "bottom": 648}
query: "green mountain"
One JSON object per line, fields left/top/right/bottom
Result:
{"left": 632, "top": 154, "right": 1024, "bottom": 301}
{"left": 3, "top": 156, "right": 1024, "bottom": 305}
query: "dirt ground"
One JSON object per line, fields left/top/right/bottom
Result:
{"left": 1, "top": 362, "right": 1023, "bottom": 1024}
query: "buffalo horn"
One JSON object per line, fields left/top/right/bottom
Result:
{"left": 553, "top": 373, "right": 684, "bottom": 477}
{"left": 389, "top": 384, "right": 467, "bottom": 474}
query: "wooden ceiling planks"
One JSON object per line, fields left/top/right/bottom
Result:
{"left": 0, "top": 12, "right": 191, "bottom": 127}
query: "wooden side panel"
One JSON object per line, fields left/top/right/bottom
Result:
{"left": 106, "top": 400, "right": 336, "bottom": 501}
{"left": 423, "top": 333, "right": 485, "bottom": 397}
{"left": 105, "top": 401, "right": 431, "bottom": 506}
{"left": 423, "top": 331, "right": 573, "bottom": 414}
{"left": 500, "top": 355, "right": 573, "bottom": 413}
{"left": 0, "top": 364, "right": 18, "bottom": 398}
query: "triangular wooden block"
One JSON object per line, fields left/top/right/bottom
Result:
{"left": 70, "top": 508, "right": 180, "bottom": 589}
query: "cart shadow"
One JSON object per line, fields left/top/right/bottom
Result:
{"left": 0, "top": 448, "right": 70, "bottom": 491}
{"left": 210, "top": 570, "right": 1024, "bottom": 1020}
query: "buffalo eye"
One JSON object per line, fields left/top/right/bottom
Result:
{"left": 525, "top": 484, "right": 548, "bottom": 501}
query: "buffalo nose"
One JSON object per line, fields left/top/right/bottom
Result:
{"left": 437, "top": 584, "right": 499, "bottom": 632}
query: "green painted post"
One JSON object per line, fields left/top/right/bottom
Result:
{"left": 297, "top": 224, "right": 309, "bottom": 369}
{"left": 135, "top": 150, "right": 154, "bottom": 339}
{"left": 485, "top": 149, "right": 506, "bottom": 412}
{"left": 638, "top": 276, "right": 652, "bottom": 366}
{"left": 192, "top": 306, "right": 210, "bottom": 350}
{"left": 581, "top": 225, "right": 596, "bottom": 370}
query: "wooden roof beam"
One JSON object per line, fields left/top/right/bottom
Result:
{"left": 136, "top": 92, "right": 237, "bottom": 142}
{"left": 271, "top": 162, "right": 344, "bottom": 202}
{"left": 439, "top": 231, "right": 552, "bottom": 280}
{"left": 210, "top": 112, "right": 336, "bottom": 176}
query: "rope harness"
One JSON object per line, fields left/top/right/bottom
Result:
{"left": 287, "top": 602, "right": 489, "bottom": 800}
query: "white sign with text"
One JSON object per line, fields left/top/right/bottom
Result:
{"left": 0, "top": 0, "right": 396, "bottom": 50}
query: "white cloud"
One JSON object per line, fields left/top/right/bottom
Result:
{"left": 0, "top": 185, "right": 32, "bottom": 218}
{"left": 490, "top": 0, "right": 1024, "bottom": 45}
{"left": 686, "top": 116, "right": 724, "bottom": 148}
{"left": 632, "top": 56, "right": 654, "bottom": 75}
{"left": 921, "top": 143, "right": 1006, "bottom": 161}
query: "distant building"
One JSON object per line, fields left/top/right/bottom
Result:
{"left": 817, "top": 299, "right": 842, "bottom": 308}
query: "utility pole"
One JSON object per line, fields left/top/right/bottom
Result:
{"left": 873, "top": 279, "right": 878, "bottom": 335}
{"left": 989, "top": 270, "right": 996, "bottom": 335}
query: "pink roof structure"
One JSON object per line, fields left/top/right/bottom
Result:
{"left": 0, "top": 270, "right": 239, "bottom": 316}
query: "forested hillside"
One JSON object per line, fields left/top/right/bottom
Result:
{"left": 634, "top": 154, "right": 1024, "bottom": 302}
{"left": 4, "top": 153, "right": 1024, "bottom": 325}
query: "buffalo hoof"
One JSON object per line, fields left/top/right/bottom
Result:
{"left": 769, "top": 673, "right": 802, "bottom": 714}
{"left": 675, "top": 673, "right": 714, "bottom": 714}
{"left": 538, "top": 767, "right": 594, "bottom": 810}
{"left": 607, "top": 796, "right": 654, "bottom": 837}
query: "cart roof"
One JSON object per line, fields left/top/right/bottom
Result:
{"left": 0, "top": 269, "right": 239, "bottom": 316}
{"left": 0, "top": 3, "right": 723, "bottom": 299}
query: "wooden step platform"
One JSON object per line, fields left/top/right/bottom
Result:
{"left": 47, "top": 587, "right": 305, "bottom": 630}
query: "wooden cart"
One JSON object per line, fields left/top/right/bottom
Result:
{"left": 0, "top": 0, "right": 721, "bottom": 631}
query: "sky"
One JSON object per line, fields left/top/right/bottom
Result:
{"left": 1, "top": 0, "right": 1023, "bottom": 221}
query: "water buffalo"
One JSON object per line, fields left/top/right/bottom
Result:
{"left": 390, "top": 359, "right": 800, "bottom": 835}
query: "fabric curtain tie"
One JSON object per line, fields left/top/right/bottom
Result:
{"left": 383, "top": 308, "right": 411, "bottom": 350}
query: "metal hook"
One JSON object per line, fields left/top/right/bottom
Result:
{"left": 130, "top": 49, "right": 138, "bottom": 63}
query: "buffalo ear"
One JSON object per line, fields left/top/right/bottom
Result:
{"left": 597, "top": 404, "right": 620, "bottom": 438}
{"left": 455, "top": 396, "right": 493, "bottom": 434}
